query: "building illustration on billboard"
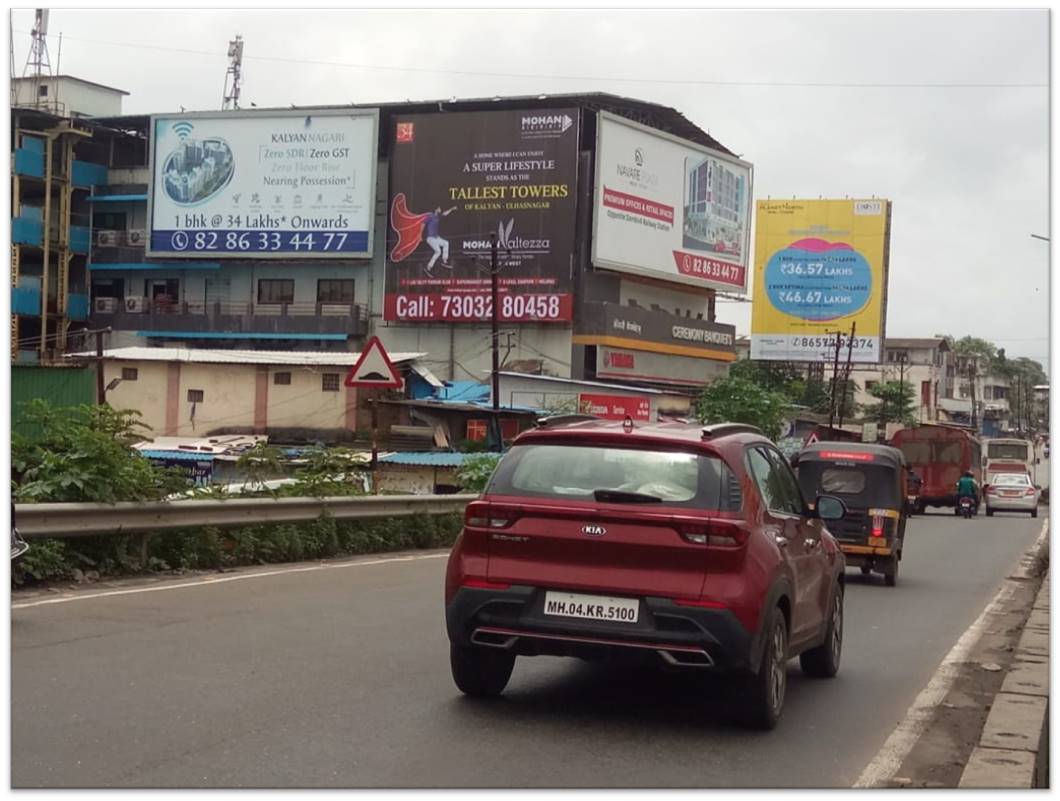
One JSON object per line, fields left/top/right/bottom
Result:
{"left": 147, "top": 109, "right": 378, "bottom": 258}
{"left": 592, "top": 111, "right": 753, "bottom": 293}
{"left": 384, "top": 108, "right": 579, "bottom": 323}
{"left": 683, "top": 156, "right": 746, "bottom": 260}
{"left": 750, "top": 199, "right": 892, "bottom": 363}
{"left": 161, "top": 129, "right": 235, "bottom": 205}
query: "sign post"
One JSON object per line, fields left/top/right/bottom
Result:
{"left": 345, "top": 337, "right": 404, "bottom": 481}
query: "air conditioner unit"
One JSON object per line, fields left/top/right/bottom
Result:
{"left": 94, "top": 296, "right": 117, "bottom": 313}
{"left": 127, "top": 229, "right": 146, "bottom": 246}
{"left": 124, "top": 296, "right": 145, "bottom": 313}
{"left": 95, "top": 229, "right": 118, "bottom": 247}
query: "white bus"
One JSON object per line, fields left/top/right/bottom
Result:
{"left": 983, "top": 437, "right": 1036, "bottom": 482}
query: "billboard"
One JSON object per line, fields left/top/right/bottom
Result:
{"left": 592, "top": 111, "right": 753, "bottom": 293}
{"left": 750, "top": 199, "right": 892, "bottom": 363}
{"left": 148, "top": 109, "right": 379, "bottom": 258}
{"left": 384, "top": 109, "right": 579, "bottom": 323}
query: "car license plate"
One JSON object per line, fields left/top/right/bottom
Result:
{"left": 544, "top": 591, "right": 639, "bottom": 624}
{"left": 1001, "top": 491, "right": 1020, "bottom": 497}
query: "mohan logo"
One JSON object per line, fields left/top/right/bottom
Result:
{"left": 521, "top": 113, "right": 574, "bottom": 138}
{"left": 461, "top": 219, "right": 551, "bottom": 253}
{"left": 581, "top": 524, "right": 607, "bottom": 537}
{"left": 395, "top": 122, "right": 414, "bottom": 143}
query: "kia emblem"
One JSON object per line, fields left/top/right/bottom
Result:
{"left": 581, "top": 524, "right": 606, "bottom": 537}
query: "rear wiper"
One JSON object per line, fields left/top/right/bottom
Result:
{"left": 593, "top": 489, "right": 663, "bottom": 504}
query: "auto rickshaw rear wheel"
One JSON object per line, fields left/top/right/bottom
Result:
{"left": 882, "top": 556, "right": 898, "bottom": 587}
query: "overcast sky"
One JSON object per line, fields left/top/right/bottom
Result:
{"left": 10, "top": 8, "right": 1050, "bottom": 367}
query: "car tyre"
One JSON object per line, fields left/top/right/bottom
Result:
{"left": 1032, "top": 508, "right": 1038, "bottom": 518}
{"left": 800, "top": 585, "right": 843, "bottom": 678}
{"left": 739, "top": 606, "right": 788, "bottom": 730}
{"left": 450, "top": 644, "right": 515, "bottom": 697}
{"left": 883, "top": 556, "right": 898, "bottom": 587}
{"left": 986, "top": 508, "right": 994, "bottom": 517}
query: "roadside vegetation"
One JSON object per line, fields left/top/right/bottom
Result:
{"left": 11, "top": 401, "right": 468, "bottom": 586}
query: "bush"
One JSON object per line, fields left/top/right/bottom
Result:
{"left": 12, "top": 512, "right": 465, "bottom": 586}
{"left": 457, "top": 453, "right": 502, "bottom": 493}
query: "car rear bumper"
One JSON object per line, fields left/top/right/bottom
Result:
{"left": 986, "top": 496, "right": 1038, "bottom": 512}
{"left": 446, "top": 585, "right": 757, "bottom": 672}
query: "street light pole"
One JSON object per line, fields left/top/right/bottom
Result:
{"left": 490, "top": 232, "right": 500, "bottom": 413}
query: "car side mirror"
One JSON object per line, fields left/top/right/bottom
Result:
{"left": 816, "top": 495, "right": 847, "bottom": 521}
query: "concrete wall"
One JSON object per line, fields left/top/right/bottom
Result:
{"left": 375, "top": 464, "right": 461, "bottom": 495}
{"left": 102, "top": 358, "right": 359, "bottom": 440}
{"left": 102, "top": 360, "right": 169, "bottom": 435}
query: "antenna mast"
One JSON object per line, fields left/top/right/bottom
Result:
{"left": 222, "top": 35, "right": 243, "bottom": 110}
{"left": 23, "top": 9, "right": 52, "bottom": 110}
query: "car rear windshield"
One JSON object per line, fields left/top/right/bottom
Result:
{"left": 487, "top": 443, "right": 737, "bottom": 510}
{"left": 992, "top": 473, "right": 1031, "bottom": 486}
{"left": 797, "top": 463, "right": 899, "bottom": 507}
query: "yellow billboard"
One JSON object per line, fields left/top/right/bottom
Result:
{"left": 750, "top": 198, "right": 891, "bottom": 362}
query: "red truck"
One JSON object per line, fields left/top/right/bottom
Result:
{"left": 890, "top": 424, "right": 983, "bottom": 514}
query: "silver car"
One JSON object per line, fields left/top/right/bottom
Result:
{"left": 984, "top": 473, "right": 1040, "bottom": 518}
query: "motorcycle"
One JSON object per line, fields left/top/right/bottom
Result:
{"left": 959, "top": 496, "right": 977, "bottom": 519}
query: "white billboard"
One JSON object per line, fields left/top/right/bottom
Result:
{"left": 147, "top": 109, "right": 378, "bottom": 259}
{"left": 592, "top": 111, "right": 753, "bottom": 293}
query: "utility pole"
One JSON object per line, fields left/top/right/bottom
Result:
{"left": 95, "top": 328, "right": 107, "bottom": 404}
{"left": 827, "top": 330, "right": 843, "bottom": 435}
{"left": 969, "top": 359, "right": 979, "bottom": 433}
{"left": 490, "top": 232, "right": 500, "bottom": 413}
{"left": 837, "top": 322, "right": 857, "bottom": 430}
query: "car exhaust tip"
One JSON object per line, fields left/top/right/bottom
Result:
{"left": 657, "top": 648, "right": 714, "bottom": 668}
{"left": 471, "top": 629, "right": 518, "bottom": 649}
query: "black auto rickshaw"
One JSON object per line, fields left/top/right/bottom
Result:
{"left": 791, "top": 443, "right": 908, "bottom": 588}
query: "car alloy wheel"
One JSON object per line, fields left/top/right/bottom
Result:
{"left": 830, "top": 593, "right": 843, "bottom": 663}
{"left": 768, "top": 620, "right": 787, "bottom": 715}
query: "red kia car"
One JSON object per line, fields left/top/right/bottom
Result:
{"left": 444, "top": 419, "right": 848, "bottom": 729}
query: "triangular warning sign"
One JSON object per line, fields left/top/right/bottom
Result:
{"left": 805, "top": 431, "right": 820, "bottom": 445}
{"left": 344, "top": 336, "right": 403, "bottom": 389}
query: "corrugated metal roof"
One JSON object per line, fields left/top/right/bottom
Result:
{"left": 67, "top": 346, "right": 425, "bottom": 367}
{"left": 496, "top": 371, "right": 668, "bottom": 395}
{"left": 138, "top": 449, "right": 216, "bottom": 462}
{"left": 378, "top": 452, "right": 474, "bottom": 468}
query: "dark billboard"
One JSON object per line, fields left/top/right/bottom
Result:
{"left": 384, "top": 109, "right": 579, "bottom": 323}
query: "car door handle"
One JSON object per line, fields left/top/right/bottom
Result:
{"left": 775, "top": 536, "right": 789, "bottom": 547}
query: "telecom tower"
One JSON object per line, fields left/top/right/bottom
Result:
{"left": 22, "top": 9, "right": 52, "bottom": 110}
{"left": 222, "top": 35, "right": 243, "bottom": 110}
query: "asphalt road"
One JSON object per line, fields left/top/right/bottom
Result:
{"left": 11, "top": 509, "right": 1044, "bottom": 788}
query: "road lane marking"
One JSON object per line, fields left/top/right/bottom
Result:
{"left": 853, "top": 518, "right": 1048, "bottom": 788}
{"left": 11, "top": 551, "right": 449, "bottom": 610}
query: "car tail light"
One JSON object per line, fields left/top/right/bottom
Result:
{"left": 673, "top": 597, "right": 727, "bottom": 609}
{"left": 464, "top": 501, "right": 520, "bottom": 530}
{"left": 1025, "top": 488, "right": 1038, "bottom": 497}
{"left": 462, "top": 578, "right": 511, "bottom": 590}
{"left": 985, "top": 485, "right": 997, "bottom": 495}
{"left": 678, "top": 520, "right": 749, "bottom": 547}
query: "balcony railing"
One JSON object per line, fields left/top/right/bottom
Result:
{"left": 90, "top": 298, "right": 368, "bottom": 338}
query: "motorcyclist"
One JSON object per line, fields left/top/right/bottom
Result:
{"left": 955, "top": 470, "right": 980, "bottom": 513}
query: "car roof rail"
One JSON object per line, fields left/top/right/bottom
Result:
{"left": 535, "top": 413, "right": 600, "bottom": 428}
{"left": 701, "top": 422, "right": 765, "bottom": 440}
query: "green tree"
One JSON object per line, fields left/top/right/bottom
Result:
{"left": 695, "top": 376, "right": 790, "bottom": 441}
{"left": 729, "top": 359, "right": 804, "bottom": 395}
{"left": 457, "top": 453, "right": 502, "bottom": 493}
{"left": 863, "top": 381, "right": 917, "bottom": 427}
{"left": 12, "top": 400, "right": 187, "bottom": 503}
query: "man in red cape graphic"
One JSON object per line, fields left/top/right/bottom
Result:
{"left": 390, "top": 193, "right": 457, "bottom": 275}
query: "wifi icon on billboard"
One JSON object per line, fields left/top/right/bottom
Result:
{"left": 172, "top": 121, "right": 194, "bottom": 140}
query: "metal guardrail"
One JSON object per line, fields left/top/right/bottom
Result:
{"left": 14, "top": 494, "right": 477, "bottom": 540}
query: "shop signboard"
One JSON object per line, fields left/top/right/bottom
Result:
{"left": 592, "top": 111, "right": 753, "bottom": 293}
{"left": 575, "top": 301, "right": 736, "bottom": 359}
{"left": 750, "top": 199, "right": 892, "bottom": 362}
{"left": 595, "top": 345, "right": 730, "bottom": 387}
{"left": 148, "top": 109, "right": 379, "bottom": 258}
{"left": 384, "top": 109, "right": 579, "bottom": 323}
{"left": 578, "top": 393, "right": 651, "bottom": 421}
